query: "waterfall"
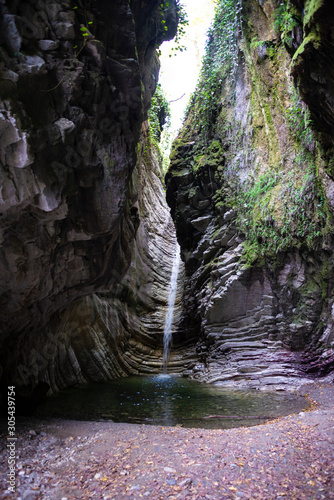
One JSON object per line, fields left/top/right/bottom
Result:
{"left": 163, "top": 241, "right": 181, "bottom": 374}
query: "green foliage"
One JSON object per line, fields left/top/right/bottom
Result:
{"left": 148, "top": 84, "right": 171, "bottom": 142}
{"left": 229, "top": 82, "right": 332, "bottom": 265}
{"left": 80, "top": 26, "right": 89, "bottom": 37}
{"left": 193, "top": 140, "right": 224, "bottom": 173}
{"left": 148, "top": 85, "right": 172, "bottom": 172}
{"left": 168, "top": 0, "right": 332, "bottom": 269}
{"left": 158, "top": 1, "right": 171, "bottom": 34}
{"left": 274, "top": 1, "right": 300, "bottom": 46}
{"left": 157, "top": 0, "right": 188, "bottom": 56}
{"left": 233, "top": 160, "right": 332, "bottom": 265}
{"left": 173, "top": 1, "right": 189, "bottom": 55}
{"left": 184, "top": 0, "right": 242, "bottom": 144}
{"left": 250, "top": 37, "right": 265, "bottom": 50}
{"left": 285, "top": 86, "right": 315, "bottom": 151}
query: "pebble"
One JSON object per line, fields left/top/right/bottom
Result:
{"left": 179, "top": 478, "right": 192, "bottom": 487}
{"left": 164, "top": 467, "right": 176, "bottom": 473}
{"left": 22, "top": 491, "right": 37, "bottom": 500}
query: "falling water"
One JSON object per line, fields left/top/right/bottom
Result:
{"left": 163, "top": 241, "right": 181, "bottom": 374}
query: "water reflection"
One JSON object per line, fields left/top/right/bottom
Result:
{"left": 36, "top": 375, "right": 308, "bottom": 429}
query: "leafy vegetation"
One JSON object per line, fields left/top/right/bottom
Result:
{"left": 274, "top": 1, "right": 301, "bottom": 47}
{"left": 157, "top": 0, "right": 189, "bottom": 56}
{"left": 173, "top": 0, "right": 189, "bottom": 55}
{"left": 285, "top": 86, "right": 315, "bottom": 151}
{"left": 230, "top": 84, "right": 331, "bottom": 265}
{"left": 183, "top": 0, "right": 242, "bottom": 144}
{"left": 148, "top": 84, "right": 171, "bottom": 142}
{"left": 168, "top": 0, "right": 332, "bottom": 268}
{"left": 233, "top": 162, "right": 331, "bottom": 266}
{"left": 147, "top": 84, "right": 172, "bottom": 172}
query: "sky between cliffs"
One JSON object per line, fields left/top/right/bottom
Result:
{"left": 159, "top": 0, "right": 216, "bottom": 134}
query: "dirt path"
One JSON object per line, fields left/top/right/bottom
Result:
{"left": 1, "top": 381, "right": 334, "bottom": 500}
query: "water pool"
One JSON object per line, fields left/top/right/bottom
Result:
{"left": 36, "top": 375, "right": 308, "bottom": 429}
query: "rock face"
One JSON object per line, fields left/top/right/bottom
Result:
{"left": 166, "top": 0, "right": 334, "bottom": 389}
{"left": 0, "top": 0, "right": 182, "bottom": 392}
{"left": 2, "top": 128, "right": 197, "bottom": 393}
{"left": 2, "top": 0, "right": 334, "bottom": 400}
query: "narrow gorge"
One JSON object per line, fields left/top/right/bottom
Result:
{"left": 1, "top": 0, "right": 334, "bottom": 413}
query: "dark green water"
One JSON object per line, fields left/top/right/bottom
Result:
{"left": 36, "top": 375, "right": 308, "bottom": 429}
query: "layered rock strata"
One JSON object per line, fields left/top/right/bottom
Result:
{"left": 3, "top": 129, "right": 195, "bottom": 393}
{"left": 166, "top": 0, "right": 334, "bottom": 389}
{"left": 0, "top": 0, "right": 182, "bottom": 392}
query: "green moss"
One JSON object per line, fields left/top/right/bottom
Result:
{"left": 266, "top": 46, "right": 276, "bottom": 59}
{"left": 291, "top": 32, "right": 322, "bottom": 67}
{"left": 192, "top": 139, "right": 224, "bottom": 173}
{"left": 325, "top": 152, "right": 334, "bottom": 177}
{"left": 231, "top": 147, "right": 332, "bottom": 263}
{"left": 251, "top": 92, "right": 279, "bottom": 167}
{"left": 263, "top": 103, "right": 280, "bottom": 162}
{"left": 240, "top": 241, "right": 265, "bottom": 269}
{"left": 168, "top": 0, "right": 333, "bottom": 270}
{"left": 303, "top": 0, "right": 325, "bottom": 28}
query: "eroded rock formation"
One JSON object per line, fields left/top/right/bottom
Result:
{"left": 0, "top": 0, "right": 182, "bottom": 395}
{"left": 1, "top": 0, "right": 334, "bottom": 402}
{"left": 2, "top": 127, "right": 196, "bottom": 394}
{"left": 166, "top": 0, "right": 334, "bottom": 389}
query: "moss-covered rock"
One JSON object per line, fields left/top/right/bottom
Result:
{"left": 166, "top": 0, "right": 334, "bottom": 386}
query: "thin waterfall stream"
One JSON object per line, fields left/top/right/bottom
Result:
{"left": 163, "top": 241, "right": 181, "bottom": 374}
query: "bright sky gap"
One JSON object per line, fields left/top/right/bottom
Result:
{"left": 159, "top": 0, "right": 216, "bottom": 135}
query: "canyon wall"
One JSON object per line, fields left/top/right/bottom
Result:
{"left": 0, "top": 0, "right": 186, "bottom": 396}
{"left": 2, "top": 0, "right": 334, "bottom": 401}
{"left": 166, "top": 0, "right": 334, "bottom": 389}
{"left": 2, "top": 127, "right": 195, "bottom": 394}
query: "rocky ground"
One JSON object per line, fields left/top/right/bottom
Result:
{"left": 1, "top": 377, "right": 334, "bottom": 500}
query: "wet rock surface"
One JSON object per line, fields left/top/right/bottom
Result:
{"left": 1, "top": 129, "right": 197, "bottom": 394}
{"left": 0, "top": 0, "right": 183, "bottom": 392}
{"left": 1, "top": 0, "right": 334, "bottom": 403}
{"left": 166, "top": 0, "right": 334, "bottom": 389}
